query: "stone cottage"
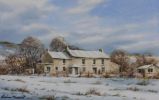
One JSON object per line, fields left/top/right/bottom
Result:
{"left": 136, "top": 64, "right": 159, "bottom": 78}
{"left": 37, "top": 47, "right": 119, "bottom": 77}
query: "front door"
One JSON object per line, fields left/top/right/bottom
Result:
{"left": 139, "top": 69, "right": 145, "bottom": 77}
{"left": 93, "top": 68, "right": 97, "bottom": 74}
{"left": 75, "top": 68, "right": 78, "bottom": 74}
{"left": 71, "top": 68, "right": 79, "bottom": 75}
{"left": 142, "top": 69, "right": 145, "bottom": 77}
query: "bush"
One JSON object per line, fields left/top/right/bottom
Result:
{"left": 85, "top": 88, "right": 101, "bottom": 96}
{"left": 63, "top": 79, "right": 76, "bottom": 83}
{"left": 0, "top": 66, "right": 9, "bottom": 75}
{"left": 16, "top": 88, "right": 29, "bottom": 93}
{"left": 14, "top": 79, "right": 25, "bottom": 83}
{"left": 40, "top": 95, "right": 56, "bottom": 100}
{"left": 92, "top": 81, "right": 102, "bottom": 85}
{"left": 2, "top": 87, "right": 29, "bottom": 93}
{"left": 127, "top": 87, "right": 140, "bottom": 91}
{"left": 102, "top": 73, "right": 110, "bottom": 78}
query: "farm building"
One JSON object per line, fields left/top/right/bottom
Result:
{"left": 37, "top": 47, "right": 119, "bottom": 77}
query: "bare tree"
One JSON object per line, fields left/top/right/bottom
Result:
{"left": 135, "top": 54, "right": 157, "bottom": 67}
{"left": 49, "top": 36, "right": 81, "bottom": 51}
{"left": 19, "top": 36, "right": 44, "bottom": 72}
{"left": 49, "top": 36, "right": 67, "bottom": 51}
{"left": 110, "top": 49, "right": 129, "bottom": 75}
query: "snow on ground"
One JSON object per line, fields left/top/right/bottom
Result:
{"left": 0, "top": 75, "right": 159, "bottom": 100}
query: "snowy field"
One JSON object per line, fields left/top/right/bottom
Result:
{"left": 0, "top": 75, "right": 159, "bottom": 100}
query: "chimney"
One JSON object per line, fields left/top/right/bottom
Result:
{"left": 99, "top": 49, "right": 104, "bottom": 52}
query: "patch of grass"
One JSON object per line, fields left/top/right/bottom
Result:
{"left": 16, "top": 88, "right": 29, "bottom": 93}
{"left": 112, "top": 94, "right": 120, "bottom": 97}
{"left": 40, "top": 88, "right": 46, "bottom": 90}
{"left": 147, "top": 90, "right": 158, "bottom": 93}
{"left": 85, "top": 88, "right": 101, "bottom": 96}
{"left": 74, "top": 92, "right": 85, "bottom": 96}
{"left": 127, "top": 87, "right": 140, "bottom": 91}
{"left": 2, "top": 87, "right": 29, "bottom": 93}
{"left": 92, "top": 81, "right": 102, "bottom": 85}
{"left": 14, "top": 79, "right": 25, "bottom": 83}
{"left": 40, "top": 96, "right": 56, "bottom": 100}
{"left": 63, "top": 79, "right": 76, "bottom": 83}
{"left": 2, "top": 87, "right": 10, "bottom": 91}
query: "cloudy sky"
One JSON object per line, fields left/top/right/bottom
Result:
{"left": 0, "top": 0, "right": 159, "bottom": 55}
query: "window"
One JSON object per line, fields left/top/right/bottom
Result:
{"left": 63, "top": 59, "right": 66, "bottom": 64}
{"left": 93, "top": 59, "right": 96, "bottom": 64}
{"left": 101, "top": 59, "right": 104, "bottom": 64}
{"left": 46, "top": 67, "right": 51, "bottom": 72}
{"left": 63, "top": 67, "right": 66, "bottom": 71}
{"left": 56, "top": 67, "right": 58, "bottom": 71}
{"left": 148, "top": 69, "right": 153, "bottom": 73}
{"left": 102, "top": 67, "right": 105, "bottom": 72}
{"left": 82, "top": 59, "right": 85, "bottom": 64}
{"left": 138, "top": 69, "right": 142, "bottom": 73}
{"left": 138, "top": 69, "right": 144, "bottom": 73}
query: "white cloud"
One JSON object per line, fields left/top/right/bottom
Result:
{"left": 67, "top": 0, "right": 105, "bottom": 14}
{"left": 21, "top": 23, "right": 52, "bottom": 33}
{"left": 117, "top": 40, "right": 159, "bottom": 52}
{"left": 0, "top": 0, "right": 158, "bottom": 55}
{"left": 77, "top": 35, "right": 105, "bottom": 44}
{"left": 0, "top": 0, "right": 58, "bottom": 41}
{"left": 37, "top": 30, "right": 70, "bottom": 43}
{"left": 0, "top": 0, "right": 56, "bottom": 11}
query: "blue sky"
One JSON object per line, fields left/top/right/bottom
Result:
{"left": 0, "top": 0, "right": 159, "bottom": 55}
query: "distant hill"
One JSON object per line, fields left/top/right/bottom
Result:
{"left": 0, "top": 41, "right": 18, "bottom": 56}
{"left": 0, "top": 41, "right": 18, "bottom": 48}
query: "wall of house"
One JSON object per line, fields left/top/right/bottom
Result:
{"left": 104, "top": 60, "right": 119, "bottom": 74}
{"left": 51, "top": 59, "right": 70, "bottom": 72}
{"left": 70, "top": 58, "right": 118, "bottom": 74}
{"left": 41, "top": 52, "right": 53, "bottom": 63}
{"left": 40, "top": 53, "right": 119, "bottom": 76}
{"left": 136, "top": 66, "right": 159, "bottom": 78}
{"left": 144, "top": 67, "right": 159, "bottom": 77}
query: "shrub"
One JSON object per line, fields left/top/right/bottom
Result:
{"left": 45, "top": 96, "right": 56, "bottom": 100}
{"left": 15, "top": 88, "right": 30, "bottom": 93}
{"left": 2, "top": 87, "right": 29, "bottom": 93}
{"left": 14, "top": 79, "right": 25, "bottom": 83}
{"left": 102, "top": 73, "right": 110, "bottom": 78}
{"left": 127, "top": 87, "right": 140, "bottom": 91}
{"left": 147, "top": 90, "right": 158, "bottom": 93}
{"left": 85, "top": 88, "right": 101, "bottom": 96}
{"left": 92, "top": 81, "right": 102, "bottom": 85}
{"left": 63, "top": 79, "right": 76, "bottom": 83}
{"left": 40, "top": 95, "right": 56, "bottom": 100}
{"left": 0, "top": 66, "right": 9, "bottom": 75}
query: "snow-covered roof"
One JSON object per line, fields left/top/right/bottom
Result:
{"left": 67, "top": 49, "right": 109, "bottom": 58}
{"left": 137, "top": 64, "right": 156, "bottom": 69}
{"left": 48, "top": 51, "right": 70, "bottom": 59}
